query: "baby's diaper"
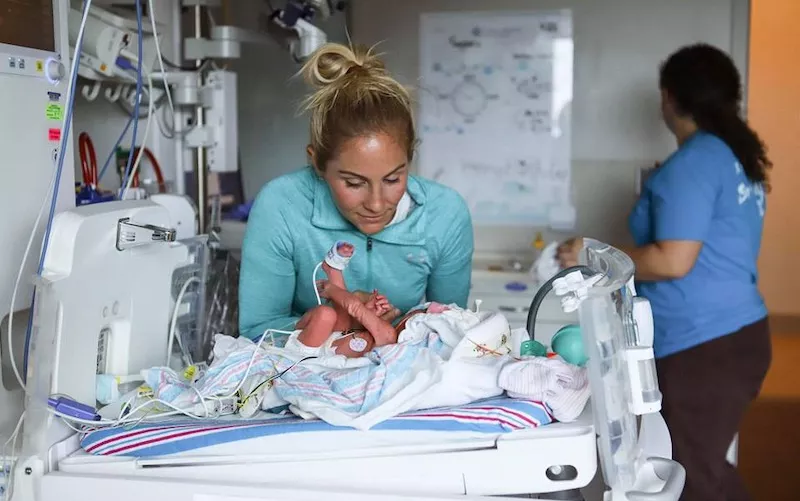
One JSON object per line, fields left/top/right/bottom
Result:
{"left": 283, "top": 330, "right": 342, "bottom": 358}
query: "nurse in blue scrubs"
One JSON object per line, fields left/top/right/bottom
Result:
{"left": 559, "top": 44, "right": 771, "bottom": 501}
{"left": 238, "top": 43, "right": 474, "bottom": 341}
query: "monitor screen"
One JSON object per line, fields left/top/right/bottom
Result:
{"left": 0, "top": 0, "right": 55, "bottom": 53}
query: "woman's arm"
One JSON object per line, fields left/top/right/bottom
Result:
{"left": 426, "top": 196, "right": 474, "bottom": 307}
{"left": 618, "top": 242, "right": 703, "bottom": 281}
{"left": 635, "top": 148, "right": 717, "bottom": 281}
{"left": 239, "top": 185, "right": 300, "bottom": 340}
{"left": 558, "top": 151, "right": 715, "bottom": 281}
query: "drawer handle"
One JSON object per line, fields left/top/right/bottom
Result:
{"left": 498, "top": 305, "right": 529, "bottom": 313}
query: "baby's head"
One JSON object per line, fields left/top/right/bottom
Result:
{"left": 393, "top": 302, "right": 450, "bottom": 333}
{"left": 426, "top": 302, "right": 449, "bottom": 314}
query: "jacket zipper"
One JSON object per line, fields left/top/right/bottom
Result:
{"left": 366, "top": 237, "right": 373, "bottom": 291}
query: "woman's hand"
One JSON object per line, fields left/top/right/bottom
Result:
{"left": 556, "top": 237, "right": 584, "bottom": 268}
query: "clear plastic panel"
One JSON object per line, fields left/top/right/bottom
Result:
{"left": 637, "top": 358, "right": 661, "bottom": 406}
{"left": 577, "top": 239, "right": 643, "bottom": 493}
{"left": 169, "top": 236, "right": 210, "bottom": 365}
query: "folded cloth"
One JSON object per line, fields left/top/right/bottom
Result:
{"left": 530, "top": 241, "right": 561, "bottom": 283}
{"left": 498, "top": 356, "right": 590, "bottom": 422}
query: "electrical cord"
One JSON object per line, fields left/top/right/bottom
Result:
{"left": 147, "top": 0, "right": 176, "bottom": 134}
{"left": 1, "top": 411, "right": 25, "bottom": 501}
{"left": 16, "top": 0, "right": 94, "bottom": 384}
{"left": 161, "top": 56, "right": 206, "bottom": 71}
{"left": 120, "top": 0, "right": 144, "bottom": 194}
{"left": 6, "top": 171, "right": 58, "bottom": 390}
{"left": 50, "top": 328, "right": 307, "bottom": 430}
{"left": 166, "top": 276, "right": 201, "bottom": 368}
{"left": 525, "top": 265, "right": 595, "bottom": 343}
{"left": 122, "top": 74, "right": 156, "bottom": 198}
{"left": 312, "top": 261, "right": 324, "bottom": 305}
{"left": 97, "top": 114, "right": 133, "bottom": 184}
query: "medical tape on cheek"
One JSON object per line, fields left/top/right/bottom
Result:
{"left": 325, "top": 241, "right": 354, "bottom": 271}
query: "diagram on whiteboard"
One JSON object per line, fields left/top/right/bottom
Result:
{"left": 418, "top": 10, "right": 576, "bottom": 228}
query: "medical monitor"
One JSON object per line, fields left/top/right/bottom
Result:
{"left": 0, "top": 0, "right": 72, "bottom": 395}
{"left": 0, "top": 0, "right": 56, "bottom": 53}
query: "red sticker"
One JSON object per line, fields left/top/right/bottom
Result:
{"left": 48, "top": 128, "right": 61, "bottom": 142}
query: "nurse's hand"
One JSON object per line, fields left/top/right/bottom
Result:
{"left": 556, "top": 237, "right": 584, "bottom": 268}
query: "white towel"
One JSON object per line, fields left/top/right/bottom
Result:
{"left": 530, "top": 241, "right": 562, "bottom": 283}
{"left": 498, "top": 356, "right": 590, "bottom": 422}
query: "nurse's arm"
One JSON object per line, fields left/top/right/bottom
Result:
{"left": 622, "top": 240, "right": 703, "bottom": 281}
{"left": 631, "top": 147, "right": 716, "bottom": 282}
{"left": 238, "top": 187, "right": 301, "bottom": 340}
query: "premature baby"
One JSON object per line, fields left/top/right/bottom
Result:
{"left": 285, "top": 241, "right": 448, "bottom": 359}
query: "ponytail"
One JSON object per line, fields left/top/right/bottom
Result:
{"left": 694, "top": 106, "right": 772, "bottom": 190}
{"left": 659, "top": 43, "right": 772, "bottom": 190}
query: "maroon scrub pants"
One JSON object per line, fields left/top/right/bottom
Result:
{"left": 655, "top": 317, "right": 771, "bottom": 501}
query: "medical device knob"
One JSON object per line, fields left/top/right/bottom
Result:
{"left": 45, "top": 57, "right": 66, "bottom": 82}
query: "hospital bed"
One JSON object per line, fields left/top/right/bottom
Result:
{"left": 4, "top": 200, "right": 683, "bottom": 501}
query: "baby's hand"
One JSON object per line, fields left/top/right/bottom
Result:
{"left": 369, "top": 291, "right": 395, "bottom": 316}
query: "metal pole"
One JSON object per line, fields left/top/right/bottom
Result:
{"left": 171, "top": 0, "right": 186, "bottom": 197}
{"left": 194, "top": 4, "right": 208, "bottom": 234}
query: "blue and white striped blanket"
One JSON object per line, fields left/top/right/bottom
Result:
{"left": 144, "top": 308, "right": 515, "bottom": 430}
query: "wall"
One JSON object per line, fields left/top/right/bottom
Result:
{"left": 749, "top": 0, "right": 800, "bottom": 315}
{"left": 229, "top": 1, "right": 349, "bottom": 197}
{"left": 350, "top": 0, "right": 750, "bottom": 253}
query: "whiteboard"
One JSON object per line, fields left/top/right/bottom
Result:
{"left": 418, "top": 11, "right": 576, "bottom": 228}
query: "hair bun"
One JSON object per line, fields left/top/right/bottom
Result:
{"left": 302, "top": 43, "right": 385, "bottom": 88}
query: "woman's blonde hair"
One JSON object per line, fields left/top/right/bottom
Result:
{"left": 300, "top": 42, "right": 415, "bottom": 170}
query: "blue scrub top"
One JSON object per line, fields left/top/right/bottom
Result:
{"left": 238, "top": 167, "right": 474, "bottom": 340}
{"left": 629, "top": 131, "right": 768, "bottom": 358}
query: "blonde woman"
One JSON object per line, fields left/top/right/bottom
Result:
{"left": 239, "top": 43, "right": 474, "bottom": 341}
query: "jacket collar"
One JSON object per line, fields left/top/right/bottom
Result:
{"left": 311, "top": 170, "right": 427, "bottom": 246}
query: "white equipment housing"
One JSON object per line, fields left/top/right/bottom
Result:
{"left": 0, "top": 0, "right": 72, "bottom": 429}
{"left": 68, "top": 1, "right": 159, "bottom": 83}
{"left": 2, "top": 2, "right": 685, "bottom": 500}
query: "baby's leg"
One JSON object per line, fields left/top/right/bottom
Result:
{"left": 324, "top": 286, "right": 397, "bottom": 347}
{"left": 321, "top": 242, "right": 353, "bottom": 289}
{"left": 296, "top": 305, "right": 338, "bottom": 348}
{"left": 331, "top": 331, "right": 376, "bottom": 358}
{"left": 320, "top": 242, "right": 355, "bottom": 331}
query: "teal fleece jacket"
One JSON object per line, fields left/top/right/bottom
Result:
{"left": 238, "top": 167, "right": 474, "bottom": 340}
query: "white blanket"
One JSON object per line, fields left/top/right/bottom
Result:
{"left": 143, "top": 307, "right": 514, "bottom": 430}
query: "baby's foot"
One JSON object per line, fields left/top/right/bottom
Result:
{"left": 322, "top": 241, "right": 355, "bottom": 276}
{"left": 336, "top": 242, "right": 354, "bottom": 258}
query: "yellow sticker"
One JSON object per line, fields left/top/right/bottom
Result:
{"left": 36, "top": 60, "right": 43, "bottom": 72}
{"left": 45, "top": 103, "right": 63, "bottom": 121}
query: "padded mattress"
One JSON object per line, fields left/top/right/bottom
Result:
{"left": 80, "top": 396, "right": 553, "bottom": 458}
